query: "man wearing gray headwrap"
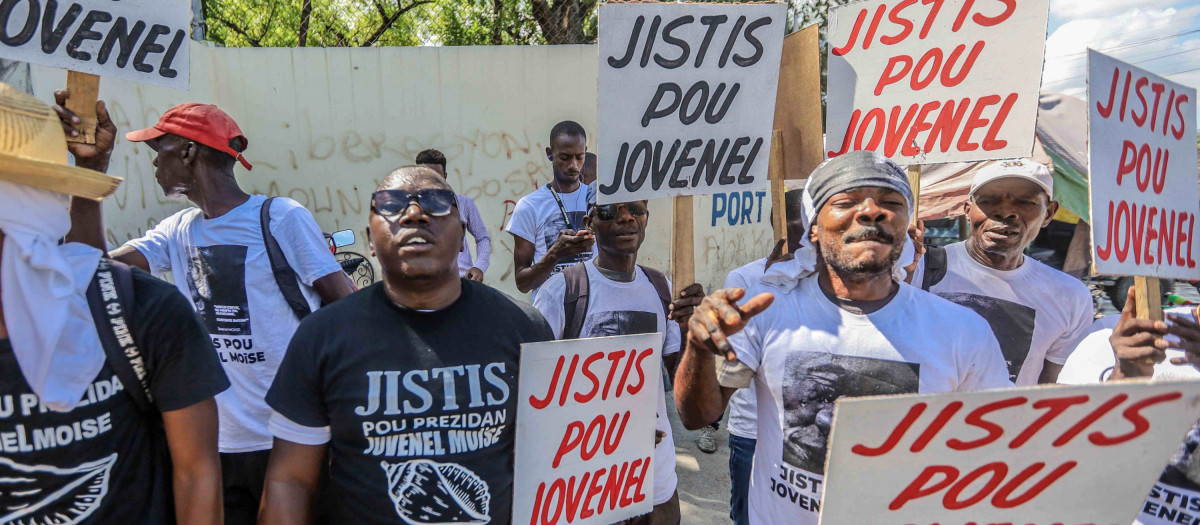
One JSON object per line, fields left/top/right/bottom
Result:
{"left": 674, "top": 150, "right": 1012, "bottom": 525}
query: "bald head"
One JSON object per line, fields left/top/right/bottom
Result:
{"left": 376, "top": 165, "right": 452, "bottom": 193}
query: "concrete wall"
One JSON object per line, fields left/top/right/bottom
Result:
{"left": 31, "top": 42, "right": 774, "bottom": 299}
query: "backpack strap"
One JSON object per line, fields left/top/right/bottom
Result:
{"left": 638, "top": 265, "right": 672, "bottom": 320}
{"left": 921, "top": 245, "right": 949, "bottom": 291}
{"left": 261, "top": 197, "right": 312, "bottom": 320}
{"left": 561, "top": 263, "right": 590, "bottom": 340}
{"left": 86, "top": 258, "right": 153, "bottom": 413}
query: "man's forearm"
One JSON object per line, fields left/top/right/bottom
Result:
{"left": 516, "top": 256, "right": 559, "bottom": 292}
{"left": 260, "top": 480, "right": 316, "bottom": 525}
{"left": 674, "top": 340, "right": 729, "bottom": 430}
{"left": 66, "top": 197, "right": 107, "bottom": 251}
{"left": 173, "top": 461, "right": 222, "bottom": 525}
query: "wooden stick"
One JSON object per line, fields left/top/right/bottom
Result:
{"left": 65, "top": 71, "right": 100, "bottom": 145}
{"left": 769, "top": 130, "right": 788, "bottom": 255}
{"left": 673, "top": 195, "right": 694, "bottom": 288}
{"left": 1135, "top": 276, "right": 1164, "bottom": 321}
{"left": 907, "top": 164, "right": 921, "bottom": 220}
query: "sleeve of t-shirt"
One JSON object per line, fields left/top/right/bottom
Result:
{"left": 662, "top": 275, "right": 681, "bottom": 356}
{"left": 461, "top": 196, "right": 491, "bottom": 273}
{"left": 727, "top": 315, "right": 763, "bottom": 372}
{"left": 131, "top": 270, "right": 230, "bottom": 412}
{"left": 532, "top": 272, "right": 568, "bottom": 339}
{"left": 270, "top": 198, "right": 344, "bottom": 286}
{"left": 956, "top": 315, "right": 1014, "bottom": 392}
{"left": 266, "top": 321, "right": 329, "bottom": 429}
{"left": 1044, "top": 285, "right": 1097, "bottom": 365}
{"left": 125, "top": 209, "right": 187, "bottom": 275}
{"left": 505, "top": 195, "right": 539, "bottom": 244}
{"left": 1056, "top": 324, "right": 1116, "bottom": 385}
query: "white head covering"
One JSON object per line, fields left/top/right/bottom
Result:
{"left": 0, "top": 179, "right": 105, "bottom": 412}
{"left": 760, "top": 179, "right": 915, "bottom": 291}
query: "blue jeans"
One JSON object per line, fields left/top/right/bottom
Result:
{"left": 728, "top": 434, "right": 757, "bottom": 525}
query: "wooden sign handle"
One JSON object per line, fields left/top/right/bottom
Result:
{"left": 769, "top": 130, "right": 788, "bottom": 255}
{"left": 673, "top": 195, "right": 694, "bottom": 288}
{"left": 1134, "top": 276, "right": 1164, "bottom": 321}
{"left": 907, "top": 164, "right": 921, "bottom": 221}
{"left": 65, "top": 71, "right": 100, "bottom": 145}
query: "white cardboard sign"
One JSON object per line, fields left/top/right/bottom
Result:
{"left": 825, "top": 0, "right": 1049, "bottom": 165}
{"left": 596, "top": 2, "right": 785, "bottom": 204}
{"left": 512, "top": 333, "right": 662, "bottom": 525}
{"left": 0, "top": 0, "right": 191, "bottom": 89}
{"left": 1088, "top": 50, "right": 1200, "bottom": 280}
{"left": 820, "top": 381, "right": 1200, "bottom": 525}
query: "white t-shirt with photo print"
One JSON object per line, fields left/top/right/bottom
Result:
{"left": 127, "top": 195, "right": 342, "bottom": 453}
{"left": 533, "top": 261, "right": 680, "bottom": 505}
{"left": 729, "top": 276, "right": 1012, "bottom": 525}
{"left": 505, "top": 183, "right": 596, "bottom": 300}
{"left": 909, "top": 241, "right": 1095, "bottom": 385}
{"left": 724, "top": 258, "right": 766, "bottom": 440}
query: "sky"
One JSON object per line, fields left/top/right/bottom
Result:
{"left": 1042, "top": 0, "right": 1200, "bottom": 123}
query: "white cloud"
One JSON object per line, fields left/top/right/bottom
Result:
{"left": 1050, "top": 0, "right": 1187, "bottom": 20}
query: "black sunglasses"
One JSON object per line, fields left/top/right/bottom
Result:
{"left": 594, "top": 202, "right": 648, "bottom": 222}
{"left": 371, "top": 189, "right": 458, "bottom": 217}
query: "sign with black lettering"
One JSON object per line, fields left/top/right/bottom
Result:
{"left": 596, "top": 2, "right": 786, "bottom": 204}
{"left": 819, "top": 381, "right": 1200, "bottom": 525}
{"left": 1088, "top": 50, "right": 1199, "bottom": 280}
{"left": 0, "top": 0, "right": 190, "bottom": 89}
{"left": 824, "top": 0, "right": 1049, "bottom": 165}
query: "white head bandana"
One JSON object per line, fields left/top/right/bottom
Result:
{"left": 0, "top": 179, "right": 105, "bottom": 412}
{"left": 761, "top": 180, "right": 914, "bottom": 291}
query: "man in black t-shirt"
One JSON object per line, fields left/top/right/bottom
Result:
{"left": 0, "top": 83, "right": 229, "bottom": 524}
{"left": 261, "top": 166, "right": 553, "bottom": 525}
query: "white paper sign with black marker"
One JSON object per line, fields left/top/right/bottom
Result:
{"left": 596, "top": 2, "right": 786, "bottom": 204}
{"left": 0, "top": 0, "right": 191, "bottom": 90}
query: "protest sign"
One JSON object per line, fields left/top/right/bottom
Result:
{"left": 0, "top": 0, "right": 191, "bottom": 90}
{"left": 820, "top": 381, "right": 1200, "bottom": 525}
{"left": 596, "top": 2, "right": 786, "bottom": 203}
{"left": 512, "top": 333, "right": 662, "bottom": 525}
{"left": 1088, "top": 50, "right": 1199, "bottom": 282}
{"left": 825, "top": 0, "right": 1049, "bottom": 165}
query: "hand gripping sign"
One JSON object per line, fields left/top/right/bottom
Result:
{"left": 824, "top": 0, "right": 1049, "bottom": 165}
{"left": 1088, "top": 50, "right": 1199, "bottom": 281}
{"left": 596, "top": 2, "right": 786, "bottom": 204}
{"left": 0, "top": 0, "right": 191, "bottom": 90}
{"left": 513, "top": 333, "right": 662, "bottom": 525}
{"left": 819, "top": 381, "right": 1200, "bottom": 525}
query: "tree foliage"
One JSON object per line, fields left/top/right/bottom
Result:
{"left": 202, "top": 0, "right": 432, "bottom": 47}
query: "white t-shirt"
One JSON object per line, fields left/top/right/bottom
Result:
{"left": 127, "top": 195, "right": 342, "bottom": 452}
{"left": 910, "top": 241, "right": 1094, "bottom": 385}
{"left": 730, "top": 277, "right": 1013, "bottom": 524}
{"left": 505, "top": 183, "right": 596, "bottom": 300}
{"left": 533, "top": 261, "right": 680, "bottom": 505}
{"left": 1058, "top": 308, "right": 1200, "bottom": 525}
{"left": 724, "top": 258, "right": 766, "bottom": 440}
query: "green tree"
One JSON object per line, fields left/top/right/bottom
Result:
{"left": 202, "top": 0, "right": 433, "bottom": 47}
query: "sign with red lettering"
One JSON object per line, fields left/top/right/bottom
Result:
{"left": 1088, "top": 50, "right": 1199, "bottom": 280}
{"left": 819, "top": 381, "right": 1200, "bottom": 525}
{"left": 825, "top": 0, "right": 1048, "bottom": 165}
{"left": 596, "top": 2, "right": 786, "bottom": 203}
{"left": 0, "top": 0, "right": 190, "bottom": 89}
{"left": 512, "top": 333, "right": 661, "bottom": 524}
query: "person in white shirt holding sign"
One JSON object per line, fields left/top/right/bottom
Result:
{"left": 909, "top": 159, "right": 1094, "bottom": 385}
{"left": 674, "top": 150, "right": 1012, "bottom": 525}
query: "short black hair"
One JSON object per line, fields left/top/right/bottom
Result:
{"left": 163, "top": 133, "right": 246, "bottom": 172}
{"left": 784, "top": 189, "right": 804, "bottom": 223}
{"left": 549, "top": 121, "right": 587, "bottom": 148}
{"left": 375, "top": 165, "right": 452, "bottom": 193}
{"left": 415, "top": 148, "right": 446, "bottom": 169}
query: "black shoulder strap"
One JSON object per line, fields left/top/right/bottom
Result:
{"left": 921, "top": 245, "right": 949, "bottom": 291}
{"left": 261, "top": 197, "right": 312, "bottom": 320}
{"left": 561, "top": 263, "right": 589, "bottom": 340}
{"left": 86, "top": 258, "right": 153, "bottom": 412}
{"left": 639, "top": 265, "right": 672, "bottom": 320}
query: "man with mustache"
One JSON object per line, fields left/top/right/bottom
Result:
{"left": 673, "top": 151, "right": 1012, "bottom": 525}
{"left": 261, "top": 166, "right": 553, "bottom": 524}
{"left": 909, "top": 159, "right": 1094, "bottom": 385}
{"left": 507, "top": 121, "right": 595, "bottom": 299}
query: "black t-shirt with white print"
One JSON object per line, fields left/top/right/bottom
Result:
{"left": 0, "top": 268, "right": 230, "bottom": 524}
{"left": 266, "top": 279, "right": 554, "bottom": 525}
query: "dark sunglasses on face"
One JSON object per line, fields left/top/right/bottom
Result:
{"left": 594, "top": 202, "right": 648, "bottom": 222}
{"left": 371, "top": 189, "right": 458, "bottom": 217}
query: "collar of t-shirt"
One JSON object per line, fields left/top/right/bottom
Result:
{"left": 380, "top": 280, "right": 472, "bottom": 316}
{"left": 953, "top": 241, "right": 1033, "bottom": 281}
{"left": 818, "top": 279, "right": 900, "bottom": 315}
{"left": 594, "top": 264, "right": 635, "bottom": 283}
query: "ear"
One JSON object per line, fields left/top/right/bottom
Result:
{"left": 460, "top": 221, "right": 467, "bottom": 253}
{"left": 181, "top": 141, "right": 198, "bottom": 166}
{"left": 1043, "top": 200, "right": 1060, "bottom": 228}
{"left": 809, "top": 223, "right": 819, "bottom": 243}
{"left": 545, "top": 146, "right": 552, "bottom": 160}
{"left": 366, "top": 225, "right": 375, "bottom": 257}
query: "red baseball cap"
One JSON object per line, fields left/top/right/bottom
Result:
{"left": 126, "top": 103, "right": 253, "bottom": 170}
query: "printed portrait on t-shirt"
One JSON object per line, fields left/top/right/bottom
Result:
{"left": 381, "top": 459, "right": 491, "bottom": 524}
{"left": 781, "top": 353, "right": 919, "bottom": 473}
{"left": 0, "top": 454, "right": 117, "bottom": 524}
{"left": 542, "top": 210, "right": 591, "bottom": 274}
{"left": 937, "top": 292, "right": 1035, "bottom": 382}
{"left": 586, "top": 310, "right": 657, "bottom": 338}
{"left": 183, "top": 244, "right": 252, "bottom": 337}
